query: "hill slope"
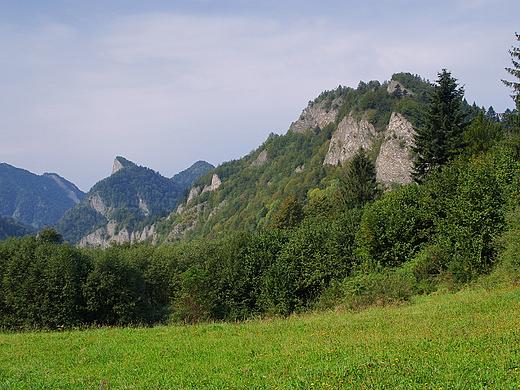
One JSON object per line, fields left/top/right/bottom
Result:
{"left": 149, "top": 73, "right": 432, "bottom": 243}
{"left": 54, "top": 157, "right": 213, "bottom": 245}
{"left": 0, "top": 163, "right": 85, "bottom": 229}
{"left": 1, "top": 283, "right": 519, "bottom": 388}
{"left": 171, "top": 160, "right": 215, "bottom": 189}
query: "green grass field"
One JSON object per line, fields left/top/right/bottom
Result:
{"left": 1, "top": 284, "right": 520, "bottom": 389}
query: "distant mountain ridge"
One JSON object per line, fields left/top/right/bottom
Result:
{"left": 0, "top": 163, "right": 85, "bottom": 229}
{"left": 54, "top": 158, "right": 214, "bottom": 245}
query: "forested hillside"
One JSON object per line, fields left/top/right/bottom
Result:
{"left": 0, "top": 214, "right": 34, "bottom": 240}
{"left": 0, "top": 163, "right": 85, "bottom": 229}
{"left": 171, "top": 160, "right": 215, "bottom": 189}
{"left": 151, "top": 72, "right": 487, "bottom": 243}
{"left": 54, "top": 158, "right": 213, "bottom": 245}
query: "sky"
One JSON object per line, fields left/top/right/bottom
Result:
{"left": 0, "top": 0, "right": 519, "bottom": 192}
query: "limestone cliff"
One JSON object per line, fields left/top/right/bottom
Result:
{"left": 89, "top": 192, "right": 109, "bottom": 216}
{"left": 251, "top": 150, "right": 268, "bottom": 166}
{"left": 201, "top": 174, "right": 222, "bottom": 193}
{"left": 289, "top": 97, "right": 343, "bottom": 133}
{"left": 376, "top": 112, "right": 416, "bottom": 185}
{"left": 321, "top": 111, "right": 416, "bottom": 186}
{"left": 323, "top": 114, "right": 376, "bottom": 166}
{"left": 79, "top": 220, "right": 157, "bottom": 248}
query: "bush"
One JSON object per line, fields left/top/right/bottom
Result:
{"left": 340, "top": 270, "right": 415, "bottom": 311}
{"left": 356, "top": 184, "right": 434, "bottom": 268}
{"left": 0, "top": 237, "right": 88, "bottom": 329}
{"left": 83, "top": 247, "right": 153, "bottom": 326}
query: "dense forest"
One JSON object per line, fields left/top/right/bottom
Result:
{"left": 1, "top": 34, "right": 519, "bottom": 330}
{"left": 0, "top": 164, "right": 85, "bottom": 229}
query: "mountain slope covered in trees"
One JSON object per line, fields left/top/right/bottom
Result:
{"left": 0, "top": 163, "right": 85, "bottom": 229}
{"left": 149, "top": 72, "right": 486, "bottom": 244}
{"left": 54, "top": 157, "right": 213, "bottom": 245}
{"left": 2, "top": 45, "right": 520, "bottom": 328}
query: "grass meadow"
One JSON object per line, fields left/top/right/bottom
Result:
{"left": 1, "top": 283, "right": 520, "bottom": 389}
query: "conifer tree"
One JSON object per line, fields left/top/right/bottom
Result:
{"left": 412, "top": 69, "right": 467, "bottom": 183}
{"left": 502, "top": 32, "right": 520, "bottom": 132}
{"left": 341, "top": 147, "right": 378, "bottom": 209}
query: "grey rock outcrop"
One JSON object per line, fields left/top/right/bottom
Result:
{"left": 89, "top": 192, "right": 109, "bottom": 216}
{"left": 323, "top": 114, "right": 376, "bottom": 166}
{"left": 112, "top": 158, "right": 125, "bottom": 174}
{"left": 376, "top": 112, "right": 416, "bottom": 185}
{"left": 201, "top": 174, "right": 222, "bottom": 193}
{"left": 186, "top": 186, "right": 201, "bottom": 205}
{"left": 289, "top": 97, "right": 343, "bottom": 133}
{"left": 79, "top": 220, "right": 157, "bottom": 248}
{"left": 138, "top": 197, "right": 150, "bottom": 217}
{"left": 387, "top": 80, "right": 413, "bottom": 96}
{"left": 251, "top": 150, "right": 268, "bottom": 166}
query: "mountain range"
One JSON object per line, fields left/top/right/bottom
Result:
{"left": 1, "top": 72, "right": 490, "bottom": 245}
{"left": 0, "top": 163, "right": 85, "bottom": 229}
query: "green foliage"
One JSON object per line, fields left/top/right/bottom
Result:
{"left": 502, "top": 32, "right": 520, "bottom": 132}
{"left": 270, "top": 193, "right": 304, "bottom": 230}
{"left": 412, "top": 69, "right": 467, "bottom": 183}
{"left": 37, "top": 226, "right": 63, "bottom": 244}
{"left": 83, "top": 247, "right": 154, "bottom": 325}
{"left": 463, "top": 110, "right": 504, "bottom": 155}
{"left": 356, "top": 184, "right": 434, "bottom": 268}
{"left": 171, "top": 160, "right": 215, "bottom": 190}
{"left": 263, "top": 211, "right": 361, "bottom": 315}
{"left": 0, "top": 214, "right": 34, "bottom": 240}
{"left": 391, "top": 72, "right": 432, "bottom": 103}
{"left": 0, "top": 237, "right": 88, "bottom": 329}
{"left": 340, "top": 147, "right": 379, "bottom": 209}
{"left": 340, "top": 269, "right": 415, "bottom": 311}
{"left": 425, "top": 152, "right": 511, "bottom": 282}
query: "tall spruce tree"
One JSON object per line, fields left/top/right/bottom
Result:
{"left": 412, "top": 69, "right": 467, "bottom": 183}
{"left": 502, "top": 32, "right": 520, "bottom": 132}
{"left": 341, "top": 147, "right": 379, "bottom": 209}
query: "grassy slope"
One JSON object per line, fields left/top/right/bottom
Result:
{"left": 1, "top": 284, "right": 520, "bottom": 389}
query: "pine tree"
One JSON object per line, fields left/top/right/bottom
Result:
{"left": 412, "top": 69, "right": 467, "bottom": 183}
{"left": 502, "top": 32, "right": 520, "bottom": 132}
{"left": 341, "top": 147, "right": 379, "bottom": 209}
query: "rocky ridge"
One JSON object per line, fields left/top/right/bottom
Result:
{"left": 323, "top": 114, "right": 376, "bottom": 166}
{"left": 292, "top": 97, "right": 416, "bottom": 185}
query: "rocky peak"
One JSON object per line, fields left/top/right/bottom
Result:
{"left": 323, "top": 113, "right": 376, "bottom": 166}
{"left": 289, "top": 97, "right": 343, "bottom": 133}
{"left": 112, "top": 156, "right": 135, "bottom": 175}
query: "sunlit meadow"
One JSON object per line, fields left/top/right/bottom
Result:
{"left": 1, "top": 284, "right": 520, "bottom": 389}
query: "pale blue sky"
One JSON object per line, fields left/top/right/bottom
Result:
{"left": 0, "top": 0, "right": 518, "bottom": 191}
